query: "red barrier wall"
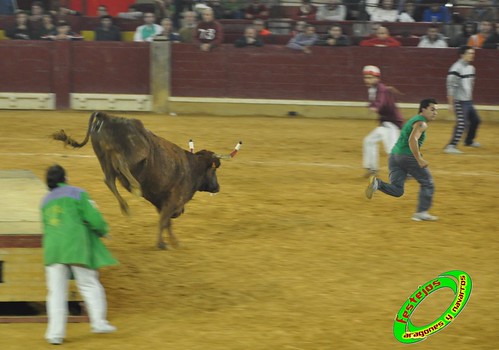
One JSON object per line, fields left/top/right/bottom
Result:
{"left": 0, "top": 42, "right": 497, "bottom": 109}
{"left": 171, "top": 45, "right": 499, "bottom": 105}
{"left": 0, "top": 41, "right": 149, "bottom": 108}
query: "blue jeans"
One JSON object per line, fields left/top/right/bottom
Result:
{"left": 378, "top": 154, "right": 435, "bottom": 213}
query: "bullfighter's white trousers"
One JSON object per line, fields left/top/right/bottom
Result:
{"left": 363, "top": 121, "right": 400, "bottom": 171}
{"left": 45, "top": 264, "right": 110, "bottom": 340}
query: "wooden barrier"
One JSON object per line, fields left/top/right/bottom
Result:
{"left": 0, "top": 170, "right": 86, "bottom": 323}
{"left": 171, "top": 45, "right": 499, "bottom": 105}
{"left": 0, "top": 41, "right": 497, "bottom": 111}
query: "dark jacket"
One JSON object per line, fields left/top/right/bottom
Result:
{"left": 234, "top": 36, "right": 264, "bottom": 47}
{"left": 6, "top": 26, "right": 31, "bottom": 40}
{"left": 315, "top": 34, "right": 350, "bottom": 46}
{"left": 482, "top": 33, "right": 499, "bottom": 49}
{"left": 95, "top": 25, "right": 122, "bottom": 41}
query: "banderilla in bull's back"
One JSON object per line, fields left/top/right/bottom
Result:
{"left": 51, "top": 111, "right": 242, "bottom": 250}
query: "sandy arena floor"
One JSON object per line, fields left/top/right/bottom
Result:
{"left": 0, "top": 110, "right": 498, "bottom": 350}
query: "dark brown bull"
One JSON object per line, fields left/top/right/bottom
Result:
{"left": 52, "top": 112, "right": 241, "bottom": 249}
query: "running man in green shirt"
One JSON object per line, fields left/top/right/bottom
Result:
{"left": 365, "top": 98, "right": 439, "bottom": 221}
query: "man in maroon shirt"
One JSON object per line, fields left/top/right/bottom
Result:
{"left": 362, "top": 65, "right": 405, "bottom": 177}
{"left": 195, "top": 7, "right": 224, "bottom": 51}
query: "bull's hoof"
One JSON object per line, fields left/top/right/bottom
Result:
{"left": 120, "top": 204, "right": 130, "bottom": 216}
{"left": 157, "top": 241, "right": 167, "bottom": 250}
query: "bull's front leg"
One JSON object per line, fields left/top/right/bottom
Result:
{"left": 158, "top": 206, "right": 179, "bottom": 250}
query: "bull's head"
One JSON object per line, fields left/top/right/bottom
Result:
{"left": 195, "top": 150, "right": 221, "bottom": 193}
{"left": 192, "top": 141, "right": 242, "bottom": 194}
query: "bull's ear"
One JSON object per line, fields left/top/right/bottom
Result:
{"left": 211, "top": 162, "right": 217, "bottom": 169}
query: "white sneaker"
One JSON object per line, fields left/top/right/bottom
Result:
{"left": 412, "top": 212, "right": 439, "bottom": 221}
{"left": 47, "top": 338, "right": 63, "bottom": 345}
{"left": 465, "top": 142, "right": 481, "bottom": 148}
{"left": 92, "top": 324, "right": 117, "bottom": 334}
{"left": 444, "top": 145, "right": 463, "bottom": 154}
{"left": 365, "top": 175, "right": 378, "bottom": 199}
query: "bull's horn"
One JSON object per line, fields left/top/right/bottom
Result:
{"left": 189, "top": 139, "right": 194, "bottom": 153}
{"left": 214, "top": 141, "right": 242, "bottom": 159}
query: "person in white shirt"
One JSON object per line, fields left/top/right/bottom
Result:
{"left": 417, "top": 25, "right": 449, "bottom": 48}
{"left": 398, "top": 1, "right": 416, "bottom": 22}
{"left": 134, "top": 12, "right": 163, "bottom": 42}
{"left": 368, "top": 0, "right": 398, "bottom": 22}
{"left": 316, "top": 0, "right": 347, "bottom": 21}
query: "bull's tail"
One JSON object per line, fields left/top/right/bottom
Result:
{"left": 51, "top": 111, "right": 100, "bottom": 148}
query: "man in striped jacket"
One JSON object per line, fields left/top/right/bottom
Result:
{"left": 444, "top": 46, "right": 481, "bottom": 154}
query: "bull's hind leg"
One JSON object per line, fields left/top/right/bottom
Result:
{"left": 104, "top": 175, "right": 130, "bottom": 215}
{"left": 114, "top": 156, "right": 142, "bottom": 198}
{"left": 96, "top": 154, "right": 130, "bottom": 215}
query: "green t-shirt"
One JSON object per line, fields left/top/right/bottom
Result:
{"left": 41, "top": 184, "right": 118, "bottom": 270}
{"left": 141, "top": 25, "right": 156, "bottom": 41}
{"left": 391, "top": 115, "right": 427, "bottom": 155}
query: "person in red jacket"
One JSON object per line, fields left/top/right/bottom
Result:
{"left": 195, "top": 7, "right": 224, "bottom": 51}
{"left": 359, "top": 26, "right": 401, "bottom": 47}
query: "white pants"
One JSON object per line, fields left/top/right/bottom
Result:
{"left": 45, "top": 264, "right": 110, "bottom": 340}
{"left": 363, "top": 122, "right": 400, "bottom": 171}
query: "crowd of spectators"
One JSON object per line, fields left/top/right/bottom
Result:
{"left": 1, "top": 0, "right": 498, "bottom": 50}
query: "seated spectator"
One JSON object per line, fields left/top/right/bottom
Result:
{"left": 293, "top": 0, "right": 317, "bottom": 21}
{"left": 135, "top": 0, "right": 174, "bottom": 19}
{"left": 287, "top": 24, "right": 318, "bottom": 53}
{"left": 195, "top": 7, "right": 224, "bottom": 51}
{"left": 244, "top": 0, "right": 269, "bottom": 20}
{"left": 417, "top": 24, "right": 448, "bottom": 48}
{"left": 234, "top": 26, "right": 264, "bottom": 47}
{"left": 156, "top": 0, "right": 175, "bottom": 19}
{"left": 221, "top": 0, "right": 244, "bottom": 19}
{"left": 0, "top": 0, "right": 16, "bottom": 15}
{"left": 466, "top": 0, "right": 497, "bottom": 24}
{"left": 291, "top": 20, "right": 307, "bottom": 37}
{"left": 154, "top": 17, "right": 181, "bottom": 41}
{"left": 134, "top": 12, "right": 163, "bottom": 42}
{"left": 397, "top": 1, "right": 416, "bottom": 22}
{"left": 482, "top": 22, "right": 499, "bottom": 49}
{"left": 449, "top": 21, "right": 476, "bottom": 47}
{"left": 206, "top": 0, "right": 225, "bottom": 19}
{"left": 359, "top": 25, "right": 401, "bottom": 46}
{"left": 365, "top": 0, "right": 378, "bottom": 18}
{"left": 42, "top": 20, "right": 83, "bottom": 40}
{"left": 97, "top": 4, "right": 109, "bottom": 17}
{"left": 468, "top": 20, "right": 494, "bottom": 48}
{"left": 179, "top": 11, "right": 197, "bottom": 43}
{"left": 117, "top": 5, "right": 144, "bottom": 20}
{"left": 37, "top": 13, "right": 57, "bottom": 39}
{"left": 343, "top": 0, "right": 370, "bottom": 20}
{"left": 316, "top": 0, "right": 346, "bottom": 21}
{"left": 6, "top": 10, "right": 32, "bottom": 40}
{"left": 50, "top": 3, "right": 81, "bottom": 22}
{"left": 95, "top": 15, "right": 122, "bottom": 41}
{"left": 422, "top": 2, "right": 450, "bottom": 23}
{"left": 29, "top": 1, "right": 45, "bottom": 39}
{"left": 369, "top": 0, "right": 398, "bottom": 22}
{"left": 253, "top": 19, "right": 272, "bottom": 36}
{"left": 315, "top": 24, "right": 351, "bottom": 46}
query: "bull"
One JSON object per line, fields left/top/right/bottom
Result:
{"left": 52, "top": 111, "right": 241, "bottom": 249}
